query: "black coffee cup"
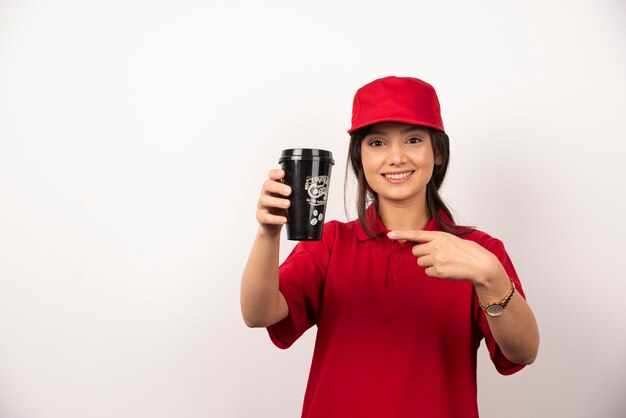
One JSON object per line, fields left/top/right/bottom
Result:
{"left": 279, "top": 149, "right": 335, "bottom": 241}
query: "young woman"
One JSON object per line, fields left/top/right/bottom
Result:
{"left": 241, "top": 76, "right": 539, "bottom": 418}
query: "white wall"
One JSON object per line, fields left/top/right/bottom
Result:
{"left": 1, "top": 0, "right": 624, "bottom": 417}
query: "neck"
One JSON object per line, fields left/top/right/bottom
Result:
{"left": 377, "top": 196, "right": 431, "bottom": 231}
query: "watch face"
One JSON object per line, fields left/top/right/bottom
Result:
{"left": 486, "top": 304, "right": 504, "bottom": 317}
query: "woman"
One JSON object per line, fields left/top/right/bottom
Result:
{"left": 241, "top": 76, "right": 539, "bottom": 418}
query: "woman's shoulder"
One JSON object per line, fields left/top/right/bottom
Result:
{"left": 296, "top": 218, "right": 358, "bottom": 246}
{"left": 461, "top": 227, "right": 503, "bottom": 248}
{"left": 459, "top": 227, "right": 511, "bottom": 259}
{"left": 324, "top": 218, "right": 360, "bottom": 232}
{"left": 292, "top": 218, "right": 360, "bottom": 263}
{"left": 318, "top": 218, "right": 361, "bottom": 243}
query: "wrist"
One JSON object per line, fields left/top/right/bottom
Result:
{"left": 473, "top": 257, "right": 516, "bottom": 317}
{"left": 478, "top": 279, "right": 516, "bottom": 317}
{"left": 472, "top": 253, "right": 502, "bottom": 289}
{"left": 258, "top": 226, "right": 282, "bottom": 240}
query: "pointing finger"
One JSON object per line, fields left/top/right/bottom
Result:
{"left": 387, "top": 230, "right": 440, "bottom": 243}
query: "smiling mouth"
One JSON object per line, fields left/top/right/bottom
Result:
{"left": 383, "top": 171, "right": 414, "bottom": 180}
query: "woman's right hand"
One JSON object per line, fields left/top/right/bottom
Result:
{"left": 242, "top": 169, "right": 292, "bottom": 327}
{"left": 256, "top": 168, "right": 291, "bottom": 237}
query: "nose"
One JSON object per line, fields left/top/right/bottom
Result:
{"left": 387, "top": 142, "right": 407, "bottom": 166}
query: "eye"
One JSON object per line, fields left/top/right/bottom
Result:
{"left": 406, "top": 136, "right": 422, "bottom": 144}
{"left": 367, "top": 139, "right": 385, "bottom": 147}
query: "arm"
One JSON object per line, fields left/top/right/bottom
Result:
{"left": 387, "top": 230, "right": 540, "bottom": 365}
{"left": 472, "top": 253, "right": 539, "bottom": 365}
{"left": 240, "top": 169, "right": 291, "bottom": 328}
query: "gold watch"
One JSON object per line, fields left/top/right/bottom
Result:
{"left": 479, "top": 280, "right": 515, "bottom": 317}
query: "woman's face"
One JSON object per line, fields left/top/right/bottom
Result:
{"left": 361, "top": 122, "right": 438, "bottom": 208}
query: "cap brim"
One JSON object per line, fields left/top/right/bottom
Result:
{"left": 347, "top": 117, "right": 444, "bottom": 134}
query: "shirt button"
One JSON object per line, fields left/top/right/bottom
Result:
{"left": 392, "top": 275, "right": 399, "bottom": 281}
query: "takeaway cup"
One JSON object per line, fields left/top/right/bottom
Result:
{"left": 279, "top": 148, "right": 334, "bottom": 241}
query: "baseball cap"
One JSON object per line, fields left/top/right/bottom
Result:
{"left": 348, "top": 76, "right": 445, "bottom": 134}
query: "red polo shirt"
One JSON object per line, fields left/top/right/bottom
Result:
{"left": 267, "top": 210, "right": 526, "bottom": 418}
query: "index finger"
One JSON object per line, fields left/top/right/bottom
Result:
{"left": 387, "top": 230, "right": 441, "bottom": 243}
{"left": 268, "top": 168, "right": 285, "bottom": 180}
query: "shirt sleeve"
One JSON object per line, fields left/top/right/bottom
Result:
{"left": 266, "top": 222, "right": 335, "bottom": 349}
{"left": 475, "top": 238, "right": 527, "bottom": 375}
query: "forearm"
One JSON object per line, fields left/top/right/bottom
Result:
{"left": 240, "top": 228, "right": 289, "bottom": 328}
{"left": 474, "top": 265, "right": 540, "bottom": 365}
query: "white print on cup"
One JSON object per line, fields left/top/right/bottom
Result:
{"left": 305, "top": 175, "right": 329, "bottom": 207}
{"left": 310, "top": 209, "right": 324, "bottom": 226}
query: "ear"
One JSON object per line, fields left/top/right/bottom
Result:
{"left": 434, "top": 152, "right": 443, "bottom": 165}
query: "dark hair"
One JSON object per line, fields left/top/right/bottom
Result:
{"left": 345, "top": 125, "right": 473, "bottom": 238}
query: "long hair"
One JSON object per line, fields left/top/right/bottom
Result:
{"left": 345, "top": 126, "right": 473, "bottom": 239}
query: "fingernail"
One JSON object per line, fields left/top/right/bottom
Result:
{"left": 283, "top": 186, "right": 291, "bottom": 194}
{"left": 387, "top": 231, "right": 396, "bottom": 238}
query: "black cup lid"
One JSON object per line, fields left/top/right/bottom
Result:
{"left": 279, "top": 148, "right": 335, "bottom": 165}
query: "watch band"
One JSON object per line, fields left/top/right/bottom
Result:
{"left": 479, "top": 280, "right": 515, "bottom": 317}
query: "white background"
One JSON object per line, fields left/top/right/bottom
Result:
{"left": 1, "top": 0, "right": 625, "bottom": 417}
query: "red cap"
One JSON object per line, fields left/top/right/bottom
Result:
{"left": 348, "top": 76, "right": 445, "bottom": 134}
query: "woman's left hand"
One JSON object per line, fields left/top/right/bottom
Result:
{"left": 388, "top": 229, "right": 540, "bottom": 365}
{"left": 387, "top": 230, "right": 498, "bottom": 286}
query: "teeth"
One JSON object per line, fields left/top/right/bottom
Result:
{"left": 385, "top": 172, "right": 412, "bottom": 180}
